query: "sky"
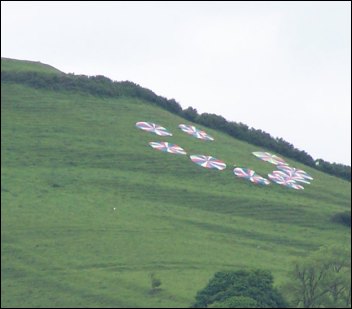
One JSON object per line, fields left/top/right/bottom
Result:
{"left": 2, "top": 1, "right": 351, "bottom": 165}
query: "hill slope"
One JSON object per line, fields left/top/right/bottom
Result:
{"left": 1, "top": 57, "right": 63, "bottom": 74}
{"left": 1, "top": 59, "right": 351, "bottom": 308}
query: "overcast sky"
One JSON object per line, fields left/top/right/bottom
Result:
{"left": 2, "top": 1, "right": 351, "bottom": 165}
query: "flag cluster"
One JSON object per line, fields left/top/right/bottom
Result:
{"left": 136, "top": 121, "right": 314, "bottom": 190}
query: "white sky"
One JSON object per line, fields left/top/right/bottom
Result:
{"left": 2, "top": 1, "right": 351, "bottom": 165}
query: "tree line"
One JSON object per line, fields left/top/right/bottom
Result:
{"left": 2, "top": 70, "right": 350, "bottom": 181}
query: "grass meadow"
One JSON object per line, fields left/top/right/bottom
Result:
{"left": 1, "top": 61, "right": 351, "bottom": 308}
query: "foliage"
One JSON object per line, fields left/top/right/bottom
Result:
{"left": 282, "top": 245, "right": 351, "bottom": 308}
{"left": 0, "top": 71, "right": 183, "bottom": 115}
{"left": 183, "top": 106, "right": 198, "bottom": 122}
{"left": 208, "top": 295, "right": 258, "bottom": 308}
{"left": 191, "top": 269, "right": 288, "bottom": 308}
{"left": 315, "top": 159, "right": 351, "bottom": 182}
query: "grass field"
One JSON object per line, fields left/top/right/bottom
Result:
{"left": 1, "top": 59, "right": 351, "bottom": 308}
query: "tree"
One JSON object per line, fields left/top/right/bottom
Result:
{"left": 282, "top": 245, "right": 351, "bottom": 308}
{"left": 191, "top": 269, "right": 288, "bottom": 308}
{"left": 182, "top": 106, "right": 198, "bottom": 121}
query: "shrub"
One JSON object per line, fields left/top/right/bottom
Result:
{"left": 331, "top": 211, "right": 351, "bottom": 227}
{"left": 149, "top": 273, "right": 162, "bottom": 294}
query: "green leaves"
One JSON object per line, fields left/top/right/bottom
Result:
{"left": 192, "top": 269, "right": 288, "bottom": 308}
{"left": 283, "top": 244, "right": 351, "bottom": 308}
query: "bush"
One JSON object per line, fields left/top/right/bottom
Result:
{"left": 331, "top": 211, "right": 351, "bottom": 227}
{"left": 149, "top": 273, "right": 162, "bottom": 294}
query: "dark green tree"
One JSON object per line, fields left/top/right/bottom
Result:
{"left": 191, "top": 269, "right": 287, "bottom": 308}
{"left": 182, "top": 106, "right": 199, "bottom": 121}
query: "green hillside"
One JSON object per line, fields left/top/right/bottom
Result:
{"left": 1, "top": 59, "right": 351, "bottom": 308}
{"left": 1, "top": 57, "right": 63, "bottom": 74}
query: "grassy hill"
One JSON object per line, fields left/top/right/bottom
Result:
{"left": 1, "top": 59, "right": 351, "bottom": 308}
{"left": 1, "top": 57, "right": 63, "bottom": 74}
